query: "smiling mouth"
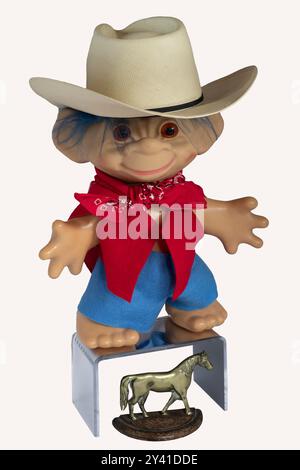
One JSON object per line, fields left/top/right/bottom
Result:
{"left": 124, "top": 158, "right": 175, "bottom": 176}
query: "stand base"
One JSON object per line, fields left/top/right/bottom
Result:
{"left": 72, "top": 317, "right": 227, "bottom": 436}
{"left": 112, "top": 408, "right": 203, "bottom": 441}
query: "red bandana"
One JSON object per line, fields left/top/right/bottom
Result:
{"left": 70, "top": 169, "right": 207, "bottom": 302}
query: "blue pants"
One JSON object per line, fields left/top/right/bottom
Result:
{"left": 78, "top": 252, "right": 218, "bottom": 333}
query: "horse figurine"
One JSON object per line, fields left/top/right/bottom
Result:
{"left": 120, "top": 352, "right": 213, "bottom": 420}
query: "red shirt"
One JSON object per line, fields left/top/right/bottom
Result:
{"left": 70, "top": 169, "right": 206, "bottom": 302}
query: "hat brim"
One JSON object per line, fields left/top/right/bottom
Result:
{"left": 29, "top": 65, "right": 257, "bottom": 119}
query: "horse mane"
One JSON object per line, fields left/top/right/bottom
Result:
{"left": 172, "top": 354, "right": 199, "bottom": 375}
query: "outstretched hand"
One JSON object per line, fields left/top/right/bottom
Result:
{"left": 39, "top": 217, "right": 99, "bottom": 278}
{"left": 205, "top": 197, "right": 269, "bottom": 254}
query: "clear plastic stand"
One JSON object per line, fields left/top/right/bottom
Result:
{"left": 71, "top": 317, "right": 227, "bottom": 437}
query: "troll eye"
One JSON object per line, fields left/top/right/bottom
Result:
{"left": 113, "top": 124, "right": 131, "bottom": 142}
{"left": 160, "top": 122, "right": 179, "bottom": 138}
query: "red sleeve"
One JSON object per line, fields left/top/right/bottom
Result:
{"left": 68, "top": 199, "right": 101, "bottom": 274}
{"left": 69, "top": 202, "right": 91, "bottom": 220}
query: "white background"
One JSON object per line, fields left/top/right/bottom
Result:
{"left": 0, "top": 0, "right": 299, "bottom": 450}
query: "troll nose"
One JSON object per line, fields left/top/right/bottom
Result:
{"left": 130, "top": 138, "right": 170, "bottom": 155}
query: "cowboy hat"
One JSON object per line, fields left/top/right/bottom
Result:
{"left": 29, "top": 16, "right": 257, "bottom": 119}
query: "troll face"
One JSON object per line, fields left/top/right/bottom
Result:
{"left": 52, "top": 108, "right": 224, "bottom": 182}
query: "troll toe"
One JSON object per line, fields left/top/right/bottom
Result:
{"left": 167, "top": 300, "right": 227, "bottom": 333}
{"left": 97, "top": 329, "right": 140, "bottom": 348}
{"left": 188, "top": 314, "right": 225, "bottom": 331}
{"left": 77, "top": 312, "right": 140, "bottom": 349}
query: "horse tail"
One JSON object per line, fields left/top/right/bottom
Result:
{"left": 120, "top": 376, "right": 135, "bottom": 410}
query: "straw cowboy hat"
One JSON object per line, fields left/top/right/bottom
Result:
{"left": 29, "top": 16, "right": 257, "bottom": 119}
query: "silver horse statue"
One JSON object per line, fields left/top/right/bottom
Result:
{"left": 120, "top": 351, "right": 213, "bottom": 420}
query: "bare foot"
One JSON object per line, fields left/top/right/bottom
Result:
{"left": 165, "top": 317, "right": 217, "bottom": 344}
{"left": 166, "top": 300, "right": 227, "bottom": 333}
{"left": 76, "top": 311, "right": 140, "bottom": 349}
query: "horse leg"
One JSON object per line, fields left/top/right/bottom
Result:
{"left": 180, "top": 393, "right": 192, "bottom": 415}
{"left": 161, "top": 391, "right": 179, "bottom": 415}
{"left": 128, "top": 394, "right": 139, "bottom": 420}
{"left": 138, "top": 392, "right": 149, "bottom": 418}
{"left": 128, "top": 400, "right": 136, "bottom": 420}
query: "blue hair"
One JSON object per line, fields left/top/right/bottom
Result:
{"left": 53, "top": 108, "right": 106, "bottom": 147}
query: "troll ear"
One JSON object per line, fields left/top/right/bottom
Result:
{"left": 208, "top": 113, "right": 224, "bottom": 139}
{"left": 52, "top": 107, "right": 107, "bottom": 164}
{"left": 52, "top": 108, "right": 87, "bottom": 163}
{"left": 179, "top": 113, "right": 224, "bottom": 155}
